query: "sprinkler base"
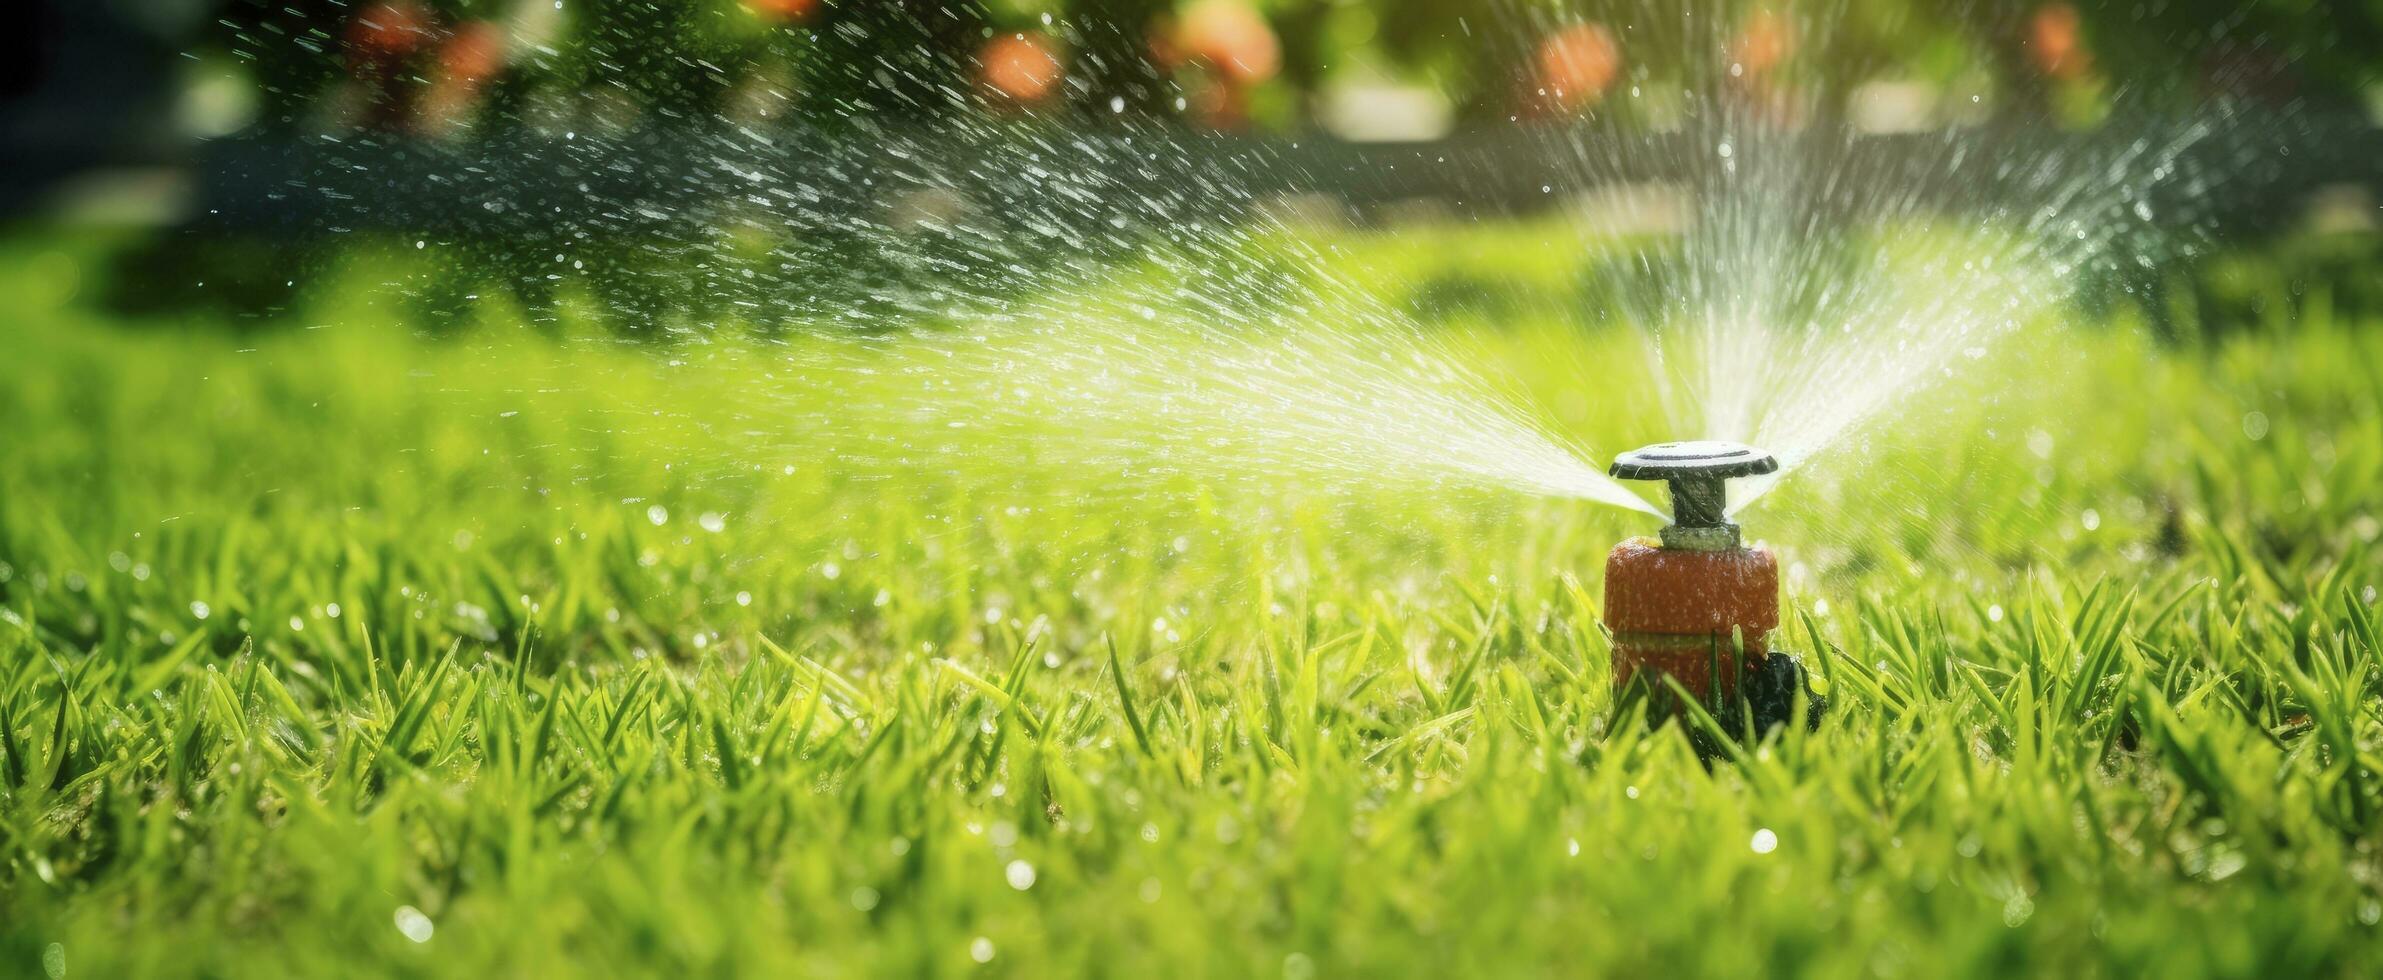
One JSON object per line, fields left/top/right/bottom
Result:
{"left": 1613, "top": 645, "right": 1825, "bottom": 742}
{"left": 1733, "top": 651, "right": 1826, "bottom": 738}
{"left": 1610, "top": 643, "right": 1830, "bottom": 734}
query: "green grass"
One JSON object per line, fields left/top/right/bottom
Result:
{"left": 3, "top": 225, "right": 2382, "bottom": 978}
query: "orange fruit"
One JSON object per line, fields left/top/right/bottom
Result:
{"left": 1535, "top": 24, "right": 1622, "bottom": 111}
{"left": 1732, "top": 10, "right": 1795, "bottom": 77}
{"left": 439, "top": 21, "right": 508, "bottom": 87}
{"left": 346, "top": 1, "right": 432, "bottom": 63}
{"left": 1174, "top": 1, "right": 1280, "bottom": 85}
{"left": 747, "top": 0, "right": 821, "bottom": 23}
{"left": 2029, "top": 3, "right": 2090, "bottom": 80}
{"left": 980, "top": 33, "right": 1065, "bottom": 105}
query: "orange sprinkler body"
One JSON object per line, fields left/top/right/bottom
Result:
{"left": 1603, "top": 442, "right": 1821, "bottom": 736}
{"left": 1605, "top": 538, "right": 1777, "bottom": 704}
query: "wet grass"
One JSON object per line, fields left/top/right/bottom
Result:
{"left": 3, "top": 227, "right": 2382, "bottom": 977}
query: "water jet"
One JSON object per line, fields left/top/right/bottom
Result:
{"left": 1605, "top": 441, "right": 1821, "bottom": 736}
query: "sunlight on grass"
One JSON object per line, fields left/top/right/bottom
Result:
{"left": 2, "top": 229, "right": 2381, "bottom": 975}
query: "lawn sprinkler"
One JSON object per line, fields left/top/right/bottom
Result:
{"left": 1605, "top": 441, "right": 1823, "bottom": 738}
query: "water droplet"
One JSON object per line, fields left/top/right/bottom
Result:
{"left": 646, "top": 505, "right": 669, "bottom": 526}
{"left": 2002, "top": 893, "right": 2036, "bottom": 927}
{"left": 1750, "top": 828, "right": 1779, "bottom": 854}
{"left": 1005, "top": 859, "right": 1037, "bottom": 890}
{"left": 393, "top": 905, "right": 435, "bottom": 943}
{"left": 2027, "top": 430, "right": 2056, "bottom": 459}
{"left": 969, "top": 937, "right": 996, "bottom": 963}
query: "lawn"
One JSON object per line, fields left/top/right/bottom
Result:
{"left": 2, "top": 224, "right": 2380, "bottom": 977}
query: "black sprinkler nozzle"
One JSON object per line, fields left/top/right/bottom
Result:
{"left": 1609, "top": 441, "right": 1778, "bottom": 550}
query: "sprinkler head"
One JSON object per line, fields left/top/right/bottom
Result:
{"left": 1610, "top": 441, "right": 1777, "bottom": 551}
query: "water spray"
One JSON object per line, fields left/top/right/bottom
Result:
{"left": 1604, "top": 441, "right": 1823, "bottom": 737}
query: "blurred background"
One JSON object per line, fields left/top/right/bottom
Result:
{"left": 6, "top": 0, "right": 2383, "bottom": 336}
{"left": 15, "top": 0, "right": 2383, "bottom": 150}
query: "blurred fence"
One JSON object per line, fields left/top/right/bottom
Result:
{"left": 97, "top": 107, "right": 2382, "bottom": 341}
{"left": 183, "top": 113, "right": 2377, "bottom": 231}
